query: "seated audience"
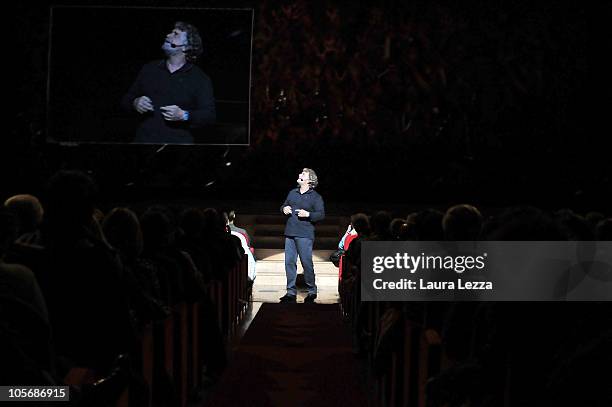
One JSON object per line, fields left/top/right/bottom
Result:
{"left": 12, "top": 170, "right": 135, "bottom": 374}
{"left": 227, "top": 210, "right": 253, "bottom": 251}
{"left": 224, "top": 212, "right": 256, "bottom": 282}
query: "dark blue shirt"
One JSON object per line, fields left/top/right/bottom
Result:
{"left": 121, "top": 60, "right": 216, "bottom": 144}
{"left": 281, "top": 188, "right": 325, "bottom": 239}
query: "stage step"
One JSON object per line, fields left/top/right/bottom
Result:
{"left": 253, "top": 236, "right": 339, "bottom": 250}
{"left": 255, "top": 249, "right": 334, "bottom": 262}
{"left": 254, "top": 214, "right": 342, "bottom": 226}
{"left": 254, "top": 224, "right": 340, "bottom": 237}
{"left": 231, "top": 214, "right": 348, "bottom": 250}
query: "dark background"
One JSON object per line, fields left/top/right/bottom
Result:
{"left": 47, "top": 6, "right": 252, "bottom": 144}
{"left": 4, "top": 0, "right": 604, "bottom": 213}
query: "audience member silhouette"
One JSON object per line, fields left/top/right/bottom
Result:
{"left": 369, "top": 211, "right": 392, "bottom": 241}
{"left": 443, "top": 204, "right": 483, "bottom": 240}
{"left": 3, "top": 194, "right": 44, "bottom": 243}
{"left": 201, "top": 208, "right": 242, "bottom": 281}
{"left": 226, "top": 209, "right": 252, "bottom": 248}
{"left": 177, "top": 207, "right": 214, "bottom": 282}
{"left": 0, "top": 208, "right": 55, "bottom": 384}
{"left": 102, "top": 207, "right": 168, "bottom": 326}
{"left": 412, "top": 208, "right": 445, "bottom": 240}
{"left": 389, "top": 217, "right": 407, "bottom": 240}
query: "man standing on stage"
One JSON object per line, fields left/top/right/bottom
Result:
{"left": 280, "top": 168, "right": 325, "bottom": 303}
{"left": 121, "top": 22, "right": 216, "bottom": 144}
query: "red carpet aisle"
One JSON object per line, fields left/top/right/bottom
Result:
{"left": 204, "top": 303, "right": 369, "bottom": 407}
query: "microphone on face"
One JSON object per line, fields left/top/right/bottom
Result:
{"left": 170, "top": 42, "right": 188, "bottom": 48}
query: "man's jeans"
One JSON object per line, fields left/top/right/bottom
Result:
{"left": 284, "top": 236, "right": 317, "bottom": 296}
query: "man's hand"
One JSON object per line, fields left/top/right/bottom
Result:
{"left": 133, "top": 96, "right": 154, "bottom": 114}
{"left": 161, "top": 105, "right": 186, "bottom": 121}
{"left": 296, "top": 209, "right": 310, "bottom": 218}
{"left": 283, "top": 206, "right": 292, "bottom": 215}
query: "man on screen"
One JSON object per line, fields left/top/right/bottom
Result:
{"left": 121, "top": 22, "right": 216, "bottom": 144}
{"left": 280, "top": 168, "right": 325, "bottom": 303}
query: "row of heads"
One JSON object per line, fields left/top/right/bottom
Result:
{"left": 2, "top": 169, "right": 320, "bottom": 231}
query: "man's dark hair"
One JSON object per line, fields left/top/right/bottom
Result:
{"left": 202, "top": 208, "right": 225, "bottom": 235}
{"left": 412, "top": 209, "right": 444, "bottom": 241}
{"left": 443, "top": 204, "right": 483, "bottom": 241}
{"left": 140, "top": 207, "right": 173, "bottom": 251}
{"left": 175, "top": 21, "right": 204, "bottom": 62}
{"left": 4, "top": 194, "right": 44, "bottom": 236}
{"left": 371, "top": 211, "right": 392, "bottom": 239}
{"left": 390, "top": 218, "right": 406, "bottom": 240}
{"left": 44, "top": 170, "right": 98, "bottom": 228}
{"left": 350, "top": 213, "right": 370, "bottom": 236}
{"left": 102, "top": 207, "right": 143, "bottom": 260}
{"left": 180, "top": 207, "right": 205, "bottom": 238}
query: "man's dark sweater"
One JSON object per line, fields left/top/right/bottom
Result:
{"left": 121, "top": 60, "right": 216, "bottom": 144}
{"left": 281, "top": 188, "right": 325, "bottom": 239}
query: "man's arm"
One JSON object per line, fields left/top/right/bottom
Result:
{"left": 308, "top": 194, "right": 325, "bottom": 222}
{"left": 281, "top": 192, "right": 292, "bottom": 214}
{"left": 186, "top": 73, "right": 216, "bottom": 127}
{"left": 121, "top": 66, "right": 146, "bottom": 113}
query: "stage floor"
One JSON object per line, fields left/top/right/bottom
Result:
{"left": 252, "top": 249, "right": 339, "bottom": 304}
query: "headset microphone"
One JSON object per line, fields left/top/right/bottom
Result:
{"left": 170, "top": 43, "right": 188, "bottom": 48}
